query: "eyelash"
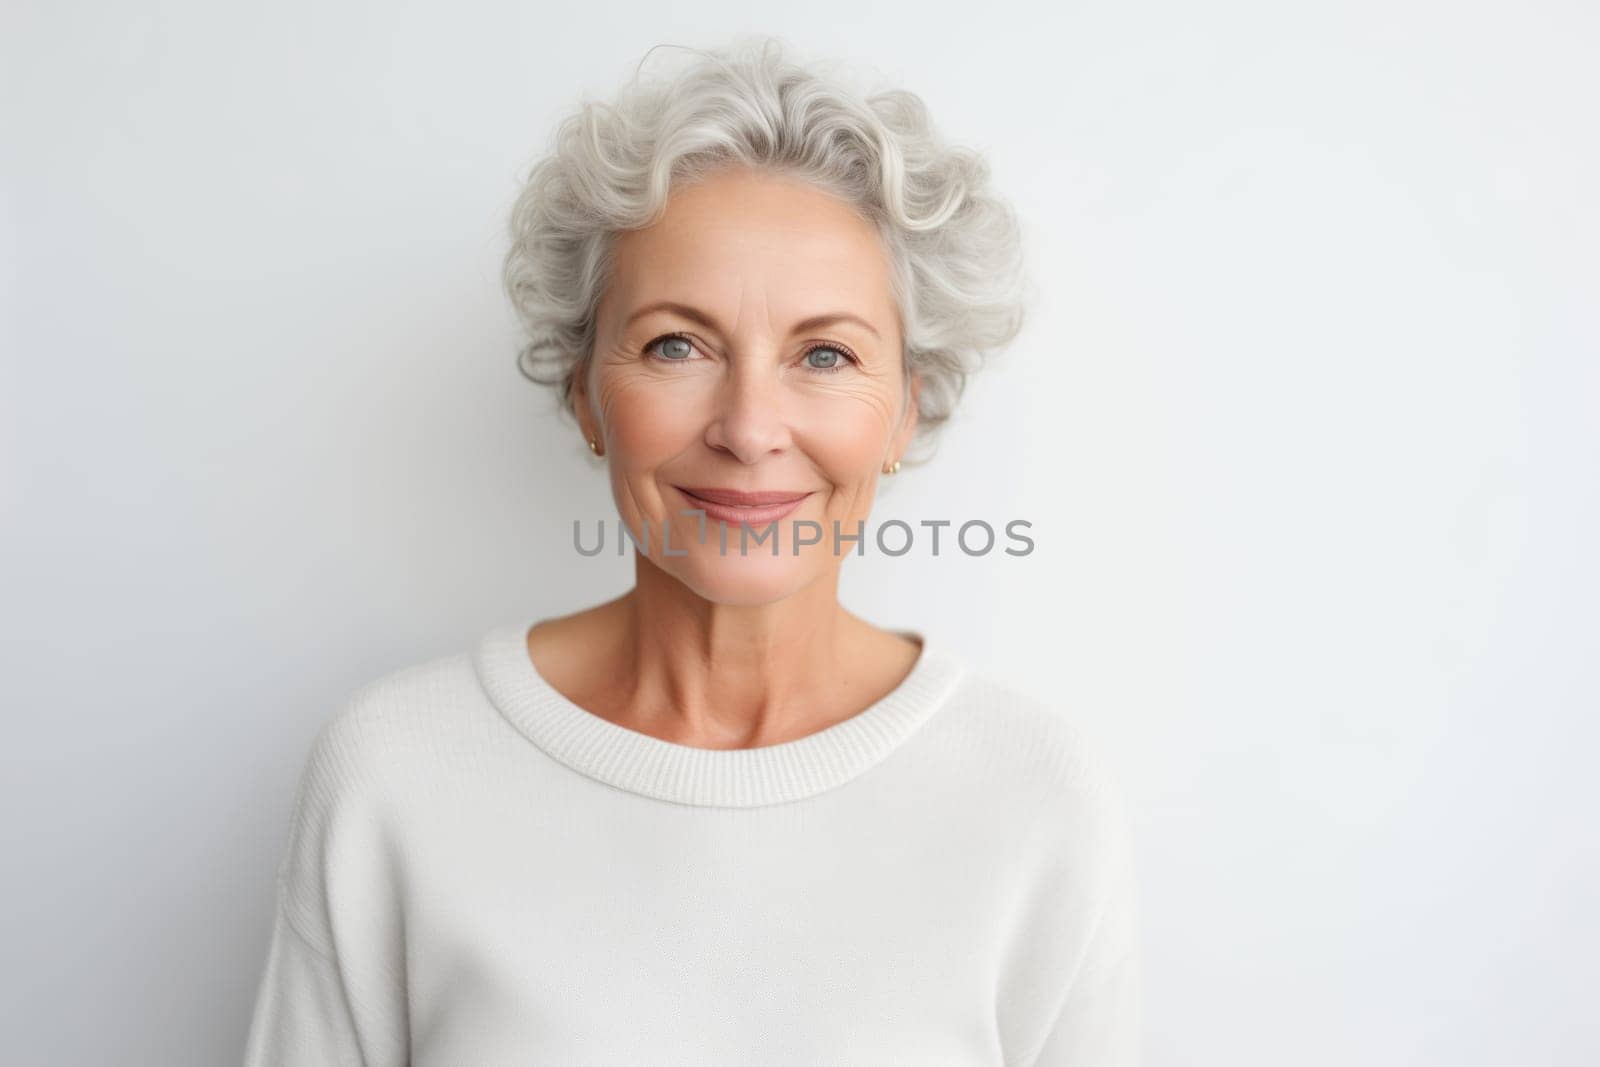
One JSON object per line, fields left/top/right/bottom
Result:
{"left": 643, "top": 331, "right": 859, "bottom": 375}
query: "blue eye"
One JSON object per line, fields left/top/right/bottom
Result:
{"left": 645, "top": 332, "right": 858, "bottom": 374}
{"left": 803, "top": 344, "right": 855, "bottom": 374}
{"left": 654, "top": 335, "right": 694, "bottom": 361}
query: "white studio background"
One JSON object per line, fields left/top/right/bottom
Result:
{"left": 3, "top": 2, "right": 1596, "bottom": 1064}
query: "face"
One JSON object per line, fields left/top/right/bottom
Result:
{"left": 573, "top": 164, "right": 919, "bottom": 606}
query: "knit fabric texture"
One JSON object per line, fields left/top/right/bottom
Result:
{"left": 242, "top": 618, "right": 1141, "bottom": 1065}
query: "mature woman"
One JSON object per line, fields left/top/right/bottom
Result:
{"left": 244, "top": 36, "right": 1139, "bottom": 1066}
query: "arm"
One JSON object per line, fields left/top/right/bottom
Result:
{"left": 1023, "top": 839, "right": 1141, "bottom": 1066}
{"left": 1020, "top": 752, "right": 1142, "bottom": 1067}
{"left": 244, "top": 895, "right": 369, "bottom": 1066}
{"left": 241, "top": 700, "right": 409, "bottom": 1066}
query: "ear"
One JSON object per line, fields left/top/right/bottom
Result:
{"left": 571, "top": 359, "right": 600, "bottom": 447}
{"left": 892, "top": 368, "right": 922, "bottom": 458}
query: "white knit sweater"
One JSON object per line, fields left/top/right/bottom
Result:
{"left": 242, "top": 619, "right": 1141, "bottom": 1065}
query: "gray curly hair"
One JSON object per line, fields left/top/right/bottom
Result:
{"left": 501, "top": 35, "right": 1030, "bottom": 466}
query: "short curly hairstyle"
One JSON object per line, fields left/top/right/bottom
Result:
{"left": 501, "top": 35, "right": 1031, "bottom": 466}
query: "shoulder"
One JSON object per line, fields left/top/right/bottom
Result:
{"left": 943, "top": 671, "right": 1143, "bottom": 1064}
{"left": 270, "top": 647, "right": 485, "bottom": 938}
{"left": 298, "top": 648, "right": 485, "bottom": 793}
{"left": 936, "top": 662, "right": 1134, "bottom": 863}
{"left": 274, "top": 647, "right": 485, "bottom": 868}
{"left": 944, "top": 663, "right": 1140, "bottom": 930}
{"left": 943, "top": 663, "right": 1125, "bottom": 799}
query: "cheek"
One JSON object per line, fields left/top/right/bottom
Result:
{"left": 599, "top": 375, "right": 897, "bottom": 478}
{"left": 605, "top": 382, "right": 702, "bottom": 460}
{"left": 792, "top": 394, "right": 894, "bottom": 476}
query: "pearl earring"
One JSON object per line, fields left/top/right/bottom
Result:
{"left": 882, "top": 459, "right": 900, "bottom": 475}
{"left": 588, "top": 438, "right": 601, "bottom": 455}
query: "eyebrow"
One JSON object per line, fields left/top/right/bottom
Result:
{"left": 623, "top": 300, "right": 881, "bottom": 340}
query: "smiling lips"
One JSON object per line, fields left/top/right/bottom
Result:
{"left": 675, "top": 486, "right": 813, "bottom": 525}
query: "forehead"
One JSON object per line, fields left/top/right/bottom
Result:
{"left": 605, "top": 168, "right": 896, "bottom": 326}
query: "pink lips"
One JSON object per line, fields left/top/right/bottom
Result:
{"left": 675, "top": 486, "right": 813, "bottom": 525}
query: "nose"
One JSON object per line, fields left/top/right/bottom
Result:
{"left": 703, "top": 356, "right": 792, "bottom": 464}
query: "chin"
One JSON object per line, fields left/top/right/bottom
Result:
{"left": 668, "top": 548, "right": 822, "bottom": 607}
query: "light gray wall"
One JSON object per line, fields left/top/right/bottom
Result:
{"left": 3, "top": 2, "right": 1595, "bottom": 1064}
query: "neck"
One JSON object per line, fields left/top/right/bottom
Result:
{"left": 585, "top": 552, "right": 875, "bottom": 748}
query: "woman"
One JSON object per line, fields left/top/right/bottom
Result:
{"left": 244, "top": 36, "right": 1139, "bottom": 1066}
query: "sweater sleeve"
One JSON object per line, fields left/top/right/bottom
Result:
{"left": 1023, "top": 840, "right": 1141, "bottom": 1066}
{"left": 1021, "top": 762, "right": 1143, "bottom": 1067}
{"left": 243, "top": 897, "right": 369, "bottom": 1066}
{"left": 242, "top": 696, "right": 410, "bottom": 1066}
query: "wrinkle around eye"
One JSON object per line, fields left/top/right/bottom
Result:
{"left": 632, "top": 332, "right": 878, "bottom": 381}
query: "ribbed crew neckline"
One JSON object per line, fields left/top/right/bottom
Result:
{"left": 472, "top": 618, "right": 967, "bottom": 808}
